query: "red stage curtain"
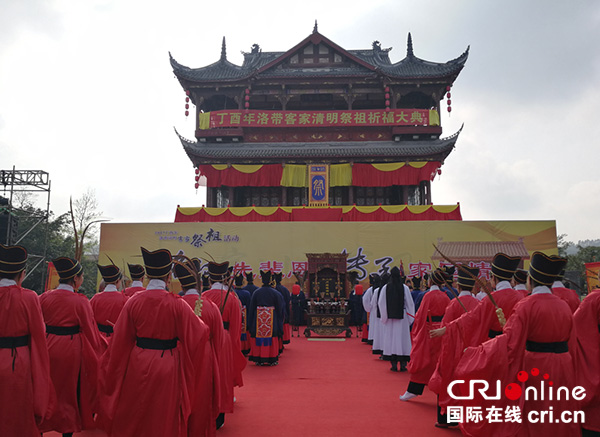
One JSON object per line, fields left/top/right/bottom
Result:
{"left": 198, "top": 165, "right": 283, "bottom": 187}
{"left": 351, "top": 162, "right": 440, "bottom": 187}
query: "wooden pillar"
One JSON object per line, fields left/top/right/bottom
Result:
{"left": 281, "top": 186, "right": 287, "bottom": 206}
{"left": 207, "top": 188, "right": 214, "bottom": 208}
{"left": 348, "top": 186, "right": 354, "bottom": 206}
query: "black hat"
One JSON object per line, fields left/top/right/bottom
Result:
{"left": 173, "top": 261, "right": 197, "bottom": 289}
{"left": 491, "top": 253, "right": 521, "bottom": 281}
{"left": 412, "top": 276, "right": 422, "bottom": 289}
{"left": 53, "top": 257, "right": 83, "bottom": 280}
{"left": 234, "top": 273, "right": 244, "bottom": 287}
{"left": 457, "top": 266, "right": 480, "bottom": 290}
{"left": 347, "top": 270, "right": 360, "bottom": 285}
{"left": 128, "top": 263, "right": 145, "bottom": 280}
{"left": 369, "top": 273, "right": 381, "bottom": 287}
{"left": 208, "top": 261, "right": 229, "bottom": 281}
{"left": 0, "top": 244, "right": 28, "bottom": 275}
{"left": 201, "top": 272, "right": 210, "bottom": 291}
{"left": 529, "top": 252, "right": 566, "bottom": 286}
{"left": 443, "top": 265, "right": 455, "bottom": 278}
{"left": 191, "top": 257, "right": 202, "bottom": 273}
{"left": 550, "top": 256, "right": 566, "bottom": 280}
{"left": 141, "top": 247, "right": 172, "bottom": 279}
{"left": 260, "top": 269, "right": 272, "bottom": 286}
{"left": 431, "top": 268, "right": 448, "bottom": 286}
{"left": 97, "top": 264, "right": 122, "bottom": 283}
{"left": 513, "top": 269, "right": 528, "bottom": 285}
{"left": 245, "top": 271, "right": 254, "bottom": 284}
{"left": 274, "top": 272, "right": 283, "bottom": 284}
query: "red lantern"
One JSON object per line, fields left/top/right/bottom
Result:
{"left": 185, "top": 97, "right": 190, "bottom": 103}
{"left": 185, "top": 104, "right": 189, "bottom": 109}
{"left": 245, "top": 88, "right": 250, "bottom": 94}
{"left": 447, "top": 99, "right": 451, "bottom": 105}
{"left": 447, "top": 107, "right": 452, "bottom": 113}
{"left": 195, "top": 168, "right": 200, "bottom": 175}
{"left": 194, "top": 183, "right": 199, "bottom": 189}
{"left": 195, "top": 175, "right": 200, "bottom": 182}
{"left": 385, "top": 93, "right": 390, "bottom": 99}
{"left": 446, "top": 92, "right": 451, "bottom": 99}
{"left": 185, "top": 110, "right": 189, "bottom": 116}
{"left": 385, "top": 107, "right": 391, "bottom": 112}
{"left": 186, "top": 90, "right": 190, "bottom": 96}
{"left": 245, "top": 95, "right": 250, "bottom": 101}
{"left": 244, "top": 102, "right": 249, "bottom": 108}
{"left": 385, "top": 86, "right": 390, "bottom": 92}
{"left": 385, "top": 100, "right": 390, "bottom": 106}
{"left": 446, "top": 86, "right": 451, "bottom": 92}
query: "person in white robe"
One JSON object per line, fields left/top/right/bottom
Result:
{"left": 361, "top": 273, "right": 379, "bottom": 345}
{"left": 378, "top": 267, "right": 415, "bottom": 371}
{"left": 371, "top": 273, "right": 387, "bottom": 357}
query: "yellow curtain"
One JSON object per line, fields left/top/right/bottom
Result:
{"left": 199, "top": 112, "right": 211, "bottom": 130}
{"left": 371, "top": 163, "right": 406, "bottom": 172}
{"left": 330, "top": 163, "right": 352, "bottom": 187}
{"left": 281, "top": 165, "right": 307, "bottom": 187}
{"left": 231, "top": 164, "right": 263, "bottom": 174}
{"left": 429, "top": 109, "right": 440, "bottom": 126}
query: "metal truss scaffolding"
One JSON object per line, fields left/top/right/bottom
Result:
{"left": 0, "top": 167, "right": 51, "bottom": 289}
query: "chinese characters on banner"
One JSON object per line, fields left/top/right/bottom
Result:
{"left": 205, "top": 108, "right": 434, "bottom": 129}
{"left": 309, "top": 164, "right": 329, "bottom": 207}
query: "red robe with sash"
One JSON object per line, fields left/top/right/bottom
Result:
{"left": 39, "top": 286, "right": 106, "bottom": 434}
{"left": 0, "top": 283, "right": 54, "bottom": 437}
{"left": 407, "top": 288, "right": 450, "bottom": 385}
{"left": 89, "top": 287, "right": 128, "bottom": 340}
{"left": 552, "top": 282, "right": 580, "bottom": 313}
{"left": 573, "top": 288, "right": 600, "bottom": 432}
{"left": 455, "top": 290, "right": 578, "bottom": 437}
{"left": 98, "top": 287, "right": 210, "bottom": 437}
{"left": 182, "top": 291, "right": 223, "bottom": 436}
{"left": 203, "top": 284, "right": 246, "bottom": 412}
{"left": 123, "top": 281, "right": 145, "bottom": 297}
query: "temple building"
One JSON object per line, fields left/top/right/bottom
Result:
{"left": 171, "top": 24, "right": 468, "bottom": 221}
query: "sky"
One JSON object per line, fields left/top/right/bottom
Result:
{"left": 1, "top": 0, "right": 599, "bottom": 243}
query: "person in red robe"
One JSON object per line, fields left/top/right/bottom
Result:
{"left": 122, "top": 263, "right": 146, "bottom": 297}
{"left": 454, "top": 252, "right": 579, "bottom": 437}
{"left": 400, "top": 268, "right": 451, "bottom": 401}
{"left": 573, "top": 271, "right": 600, "bottom": 436}
{"left": 39, "top": 257, "right": 107, "bottom": 437}
{"left": 428, "top": 265, "right": 479, "bottom": 428}
{"left": 202, "top": 260, "right": 247, "bottom": 430}
{"left": 174, "top": 258, "right": 223, "bottom": 437}
{"left": 0, "top": 244, "right": 54, "bottom": 437}
{"left": 551, "top": 264, "right": 580, "bottom": 313}
{"left": 90, "top": 262, "right": 128, "bottom": 341}
{"left": 512, "top": 268, "right": 529, "bottom": 297}
{"left": 98, "top": 247, "right": 211, "bottom": 437}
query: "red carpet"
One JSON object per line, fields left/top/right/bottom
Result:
{"left": 45, "top": 329, "right": 460, "bottom": 436}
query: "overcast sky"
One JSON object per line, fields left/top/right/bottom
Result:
{"left": 1, "top": 0, "right": 599, "bottom": 243}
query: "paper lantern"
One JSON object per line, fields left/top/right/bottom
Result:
{"left": 185, "top": 110, "right": 189, "bottom": 116}
{"left": 194, "top": 183, "right": 199, "bottom": 189}
{"left": 195, "top": 168, "right": 200, "bottom": 175}
{"left": 446, "top": 92, "right": 451, "bottom": 99}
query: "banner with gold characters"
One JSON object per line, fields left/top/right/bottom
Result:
{"left": 585, "top": 261, "right": 600, "bottom": 292}
{"left": 308, "top": 164, "right": 329, "bottom": 206}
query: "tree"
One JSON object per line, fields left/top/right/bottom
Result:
{"left": 566, "top": 245, "right": 600, "bottom": 294}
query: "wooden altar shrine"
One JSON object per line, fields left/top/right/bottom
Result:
{"left": 304, "top": 253, "right": 352, "bottom": 337}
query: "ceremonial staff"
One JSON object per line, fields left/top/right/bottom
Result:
{"left": 172, "top": 255, "right": 203, "bottom": 316}
{"left": 432, "top": 243, "right": 506, "bottom": 327}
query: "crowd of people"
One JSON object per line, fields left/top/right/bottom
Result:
{"left": 0, "top": 243, "right": 293, "bottom": 437}
{"left": 2, "top": 242, "right": 600, "bottom": 436}
{"left": 360, "top": 251, "right": 600, "bottom": 436}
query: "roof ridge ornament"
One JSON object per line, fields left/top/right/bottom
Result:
{"left": 313, "top": 20, "right": 318, "bottom": 34}
{"left": 220, "top": 36, "right": 227, "bottom": 61}
{"left": 407, "top": 32, "right": 414, "bottom": 57}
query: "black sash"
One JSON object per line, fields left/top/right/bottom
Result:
{"left": 46, "top": 325, "right": 80, "bottom": 336}
{"left": 97, "top": 323, "right": 114, "bottom": 335}
{"left": 526, "top": 340, "right": 568, "bottom": 354}
{"left": 0, "top": 335, "right": 29, "bottom": 348}
{"left": 489, "top": 329, "right": 502, "bottom": 339}
{"left": 430, "top": 315, "right": 443, "bottom": 322}
{"left": 223, "top": 321, "right": 230, "bottom": 330}
{"left": 136, "top": 337, "right": 178, "bottom": 350}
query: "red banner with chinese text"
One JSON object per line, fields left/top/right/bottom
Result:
{"left": 205, "top": 109, "right": 437, "bottom": 129}
{"left": 585, "top": 261, "right": 600, "bottom": 292}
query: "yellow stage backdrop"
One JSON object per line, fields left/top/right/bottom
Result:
{"left": 98, "top": 220, "right": 557, "bottom": 291}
